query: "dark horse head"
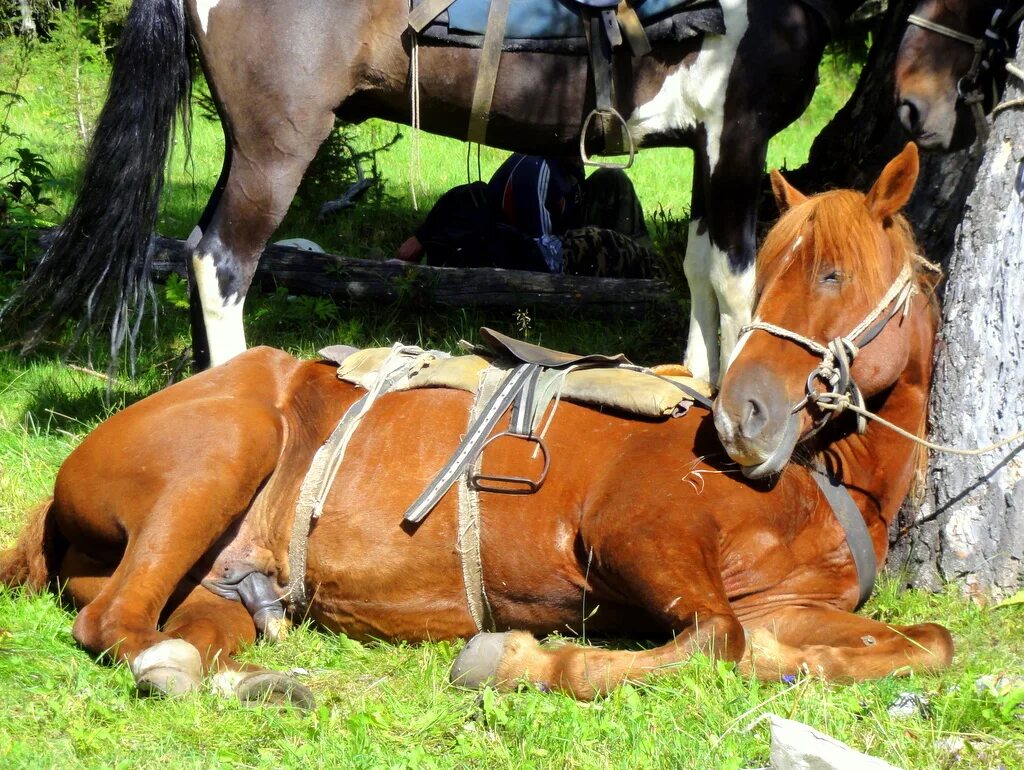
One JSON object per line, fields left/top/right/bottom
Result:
{"left": 896, "top": 0, "right": 1023, "bottom": 150}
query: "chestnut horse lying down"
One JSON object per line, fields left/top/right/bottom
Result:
{"left": 1, "top": 144, "right": 952, "bottom": 706}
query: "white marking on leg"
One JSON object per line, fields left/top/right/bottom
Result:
{"left": 714, "top": 260, "right": 757, "bottom": 377}
{"left": 193, "top": 252, "right": 247, "bottom": 366}
{"left": 194, "top": 0, "right": 222, "bottom": 34}
{"left": 683, "top": 219, "right": 719, "bottom": 383}
{"left": 626, "top": 0, "right": 749, "bottom": 172}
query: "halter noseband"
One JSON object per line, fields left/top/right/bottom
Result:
{"left": 740, "top": 261, "right": 918, "bottom": 438}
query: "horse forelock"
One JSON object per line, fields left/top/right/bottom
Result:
{"left": 756, "top": 190, "right": 935, "bottom": 305}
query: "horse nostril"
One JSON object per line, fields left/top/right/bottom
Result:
{"left": 898, "top": 97, "right": 927, "bottom": 135}
{"left": 740, "top": 397, "right": 769, "bottom": 439}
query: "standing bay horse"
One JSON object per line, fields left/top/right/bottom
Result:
{"left": 1, "top": 145, "right": 954, "bottom": 704}
{"left": 896, "top": 0, "right": 1023, "bottom": 150}
{"left": 1, "top": 0, "right": 860, "bottom": 382}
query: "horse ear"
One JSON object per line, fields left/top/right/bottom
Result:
{"left": 770, "top": 170, "right": 807, "bottom": 213}
{"left": 865, "top": 142, "right": 919, "bottom": 221}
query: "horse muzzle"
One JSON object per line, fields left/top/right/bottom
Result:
{"left": 713, "top": 366, "right": 802, "bottom": 480}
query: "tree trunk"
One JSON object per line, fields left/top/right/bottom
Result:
{"left": 788, "top": 0, "right": 983, "bottom": 267}
{"left": 889, "top": 38, "right": 1024, "bottom": 600}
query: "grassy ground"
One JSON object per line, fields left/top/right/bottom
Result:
{"left": 2, "top": 30, "right": 1024, "bottom": 770}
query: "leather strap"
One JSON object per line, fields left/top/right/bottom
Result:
{"left": 809, "top": 466, "right": 877, "bottom": 609}
{"left": 403, "top": 362, "right": 540, "bottom": 523}
{"left": 467, "top": 0, "right": 512, "bottom": 145}
{"left": 409, "top": 0, "right": 458, "bottom": 33}
{"left": 617, "top": 0, "right": 652, "bottom": 56}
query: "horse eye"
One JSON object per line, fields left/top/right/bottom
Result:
{"left": 820, "top": 269, "right": 844, "bottom": 284}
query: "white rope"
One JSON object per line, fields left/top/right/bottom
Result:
{"left": 907, "top": 14, "right": 985, "bottom": 48}
{"left": 814, "top": 394, "right": 1024, "bottom": 457}
{"left": 409, "top": 33, "right": 423, "bottom": 211}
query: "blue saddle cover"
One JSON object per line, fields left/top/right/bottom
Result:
{"left": 414, "top": 0, "right": 724, "bottom": 47}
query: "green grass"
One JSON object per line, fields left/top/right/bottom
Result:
{"left": 3, "top": 31, "right": 1024, "bottom": 770}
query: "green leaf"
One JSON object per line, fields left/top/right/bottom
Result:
{"left": 994, "top": 590, "right": 1024, "bottom": 609}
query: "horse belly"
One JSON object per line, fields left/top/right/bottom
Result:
{"left": 302, "top": 390, "right": 481, "bottom": 641}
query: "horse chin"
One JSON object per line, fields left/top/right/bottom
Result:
{"left": 737, "top": 413, "right": 800, "bottom": 480}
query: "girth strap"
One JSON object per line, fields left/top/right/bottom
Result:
{"left": 809, "top": 466, "right": 877, "bottom": 609}
{"left": 403, "top": 362, "right": 542, "bottom": 523}
{"left": 467, "top": 0, "right": 512, "bottom": 145}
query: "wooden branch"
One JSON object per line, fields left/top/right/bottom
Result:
{"left": 146, "top": 235, "right": 676, "bottom": 312}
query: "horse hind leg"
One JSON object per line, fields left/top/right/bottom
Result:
{"left": 190, "top": 112, "right": 335, "bottom": 368}
{"left": 160, "top": 582, "right": 314, "bottom": 708}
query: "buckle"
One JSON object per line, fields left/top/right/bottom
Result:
{"left": 468, "top": 432, "right": 550, "bottom": 494}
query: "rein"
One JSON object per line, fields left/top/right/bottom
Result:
{"left": 908, "top": 2, "right": 1024, "bottom": 139}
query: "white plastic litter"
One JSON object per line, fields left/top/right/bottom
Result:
{"left": 764, "top": 714, "right": 903, "bottom": 770}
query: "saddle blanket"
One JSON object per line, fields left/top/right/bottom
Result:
{"left": 412, "top": 0, "right": 724, "bottom": 53}
{"left": 323, "top": 343, "right": 712, "bottom": 419}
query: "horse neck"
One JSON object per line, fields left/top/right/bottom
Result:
{"left": 821, "top": 293, "right": 936, "bottom": 530}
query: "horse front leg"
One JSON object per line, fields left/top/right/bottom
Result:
{"left": 700, "top": 132, "right": 765, "bottom": 385}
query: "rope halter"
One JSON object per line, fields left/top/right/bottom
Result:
{"left": 740, "top": 261, "right": 918, "bottom": 437}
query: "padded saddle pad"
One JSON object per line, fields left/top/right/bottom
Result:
{"left": 325, "top": 343, "right": 712, "bottom": 419}
{"left": 412, "top": 0, "right": 724, "bottom": 53}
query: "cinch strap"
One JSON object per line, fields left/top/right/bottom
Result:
{"left": 809, "top": 466, "right": 877, "bottom": 608}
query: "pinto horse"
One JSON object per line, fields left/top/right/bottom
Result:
{"left": 0, "top": 144, "right": 953, "bottom": 704}
{"left": 1, "top": 0, "right": 859, "bottom": 383}
{"left": 896, "top": 0, "right": 1023, "bottom": 150}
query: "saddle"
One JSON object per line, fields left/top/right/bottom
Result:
{"left": 408, "top": 0, "right": 724, "bottom": 164}
{"left": 319, "top": 327, "right": 712, "bottom": 523}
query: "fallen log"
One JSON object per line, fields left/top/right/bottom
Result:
{"left": 147, "top": 236, "right": 676, "bottom": 312}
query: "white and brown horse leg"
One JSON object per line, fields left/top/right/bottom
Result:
{"left": 187, "top": 4, "right": 342, "bottom": 368}
{"left": 189, "top": 114, "right": 334, "bottom": 367}
{"left": 185, "top": 142, "right": 233, "bottom": 370}
{"left": 452, "top": 511, "right": 745, "bottom": 699}
{"left": 682, "top": 167, "right": 722, "bottom": 384}
{"left": 738, "top": 606, "right": 954, "bottom": 681}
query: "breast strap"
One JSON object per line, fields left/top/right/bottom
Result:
{"left": 808, "top": 466, "right": 877, "bottom": 609}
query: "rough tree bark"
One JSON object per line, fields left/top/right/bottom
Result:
{"left": 889, "top": 37, "right": 1024, "bottom": 600}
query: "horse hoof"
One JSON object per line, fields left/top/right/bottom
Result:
{"left": 450, "top": 632, "right": 510, "bottom": 689}
{"left": 131, "top": 639, "right": 202, "bottom": 697}
{"left": 235, "top": 671, "right": 316, "bottom": 710}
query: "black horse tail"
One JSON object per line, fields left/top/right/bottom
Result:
{"left": 1, "top": 0, "right": 192, "bottom": 366}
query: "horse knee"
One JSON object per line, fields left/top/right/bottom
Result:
{"left": 692, "top": 613, "right": 746, "bottom": 661}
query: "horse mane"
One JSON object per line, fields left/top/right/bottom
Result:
{"left": 756, "top": 190, "right": 941, "bottom": 302}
